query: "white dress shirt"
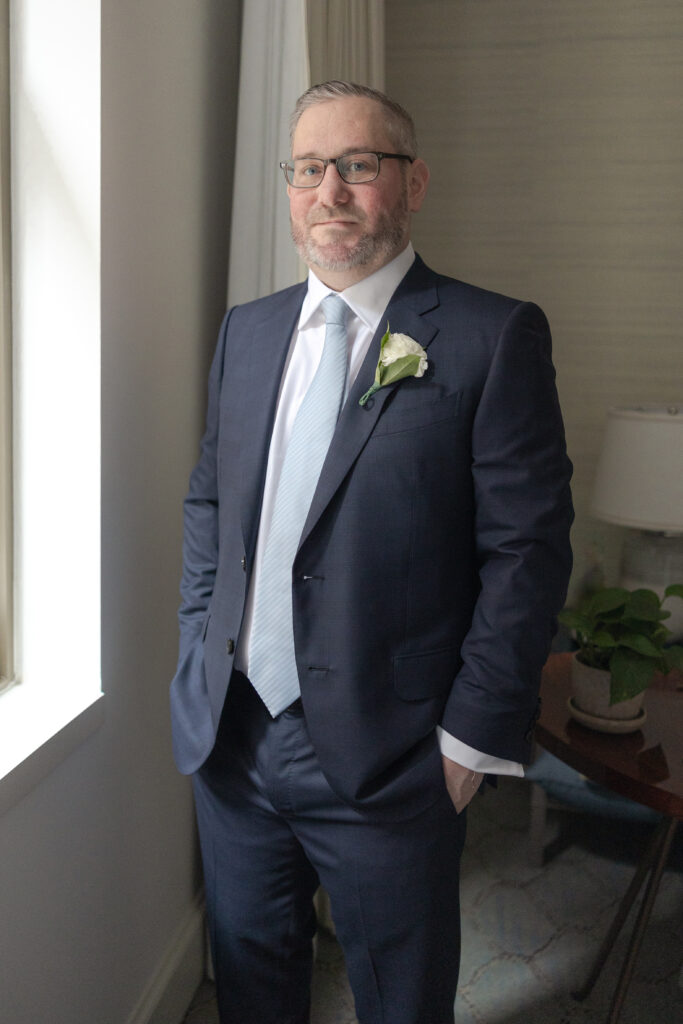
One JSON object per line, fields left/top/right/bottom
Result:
{"left": 236, "top": 243, "right": 523, "bottom": 778}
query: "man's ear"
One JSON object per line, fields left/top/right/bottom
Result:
{"left": 408, "top": 158, "right": 430, "bottom": 213}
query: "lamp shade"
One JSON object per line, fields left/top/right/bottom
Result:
{"left": 591, "top": 404, "right": 683, "bottom": 533}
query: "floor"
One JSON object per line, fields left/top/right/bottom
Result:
{"left": 183, "top": 777, "right": 683, "bottom": 1024}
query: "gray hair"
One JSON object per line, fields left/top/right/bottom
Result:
{"left": 290, "top": 81, "right": 418, "bottom": 159}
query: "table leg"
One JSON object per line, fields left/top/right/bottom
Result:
{"left": 606, "top": 816, "right": 677, "bottom": 1024}
{"left": 572, "top": 815, "right": 677, "bottom": 1023}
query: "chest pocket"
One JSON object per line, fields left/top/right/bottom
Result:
{"left": 372, "top": 391, "right": 461, "bottom": 437}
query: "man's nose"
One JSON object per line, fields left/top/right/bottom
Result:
{"left": 316, "top": 162, "right": 351, "bottom": 204}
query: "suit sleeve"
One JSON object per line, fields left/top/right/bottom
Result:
{"left": 176, "top": 311, "right": 232, "bottom": 661}
{"left": 440, "top": 301, "right": 573, "bottom": 764}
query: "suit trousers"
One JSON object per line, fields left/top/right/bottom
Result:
{"left": 192, "top": 671, "right": 466, "bottom": 1024}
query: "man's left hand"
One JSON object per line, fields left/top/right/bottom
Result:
{"left": 442, "top": 756, "right": 484, "bottom": 814}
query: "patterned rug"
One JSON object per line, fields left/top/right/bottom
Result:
{"left": 184, "top": 777, "right": 683, "bottom": 1024}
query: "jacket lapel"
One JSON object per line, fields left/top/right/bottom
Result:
{"left": 298, "top": 258, "right": 441, "bottom": 551}
{"left": 237, "top": 283, "right": 307, "bottom": 559}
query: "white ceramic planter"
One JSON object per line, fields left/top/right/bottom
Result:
{"left": 570, "top": 653, "right": 646, "bottom": 721}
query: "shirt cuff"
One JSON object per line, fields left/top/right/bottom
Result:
{"left": 437, "top": 726, "right": 525, "bottom": 777}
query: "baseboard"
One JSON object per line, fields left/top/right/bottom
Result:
{"left": 125, "top": 891, "right": 206, "bottom": 1024}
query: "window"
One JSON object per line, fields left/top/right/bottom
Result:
{"left": 0, "top": 0, "right": 102, "bottom": 802}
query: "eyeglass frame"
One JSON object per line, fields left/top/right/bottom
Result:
{"left": 279, "top": 151, "right": 414, "bottom": 189}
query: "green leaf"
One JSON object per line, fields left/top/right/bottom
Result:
{"left": 664, "top": 583, "right": 683, "bottom": 600}
{"left": 599, "top": 608, "right": 630, "bottom": 625}
{"left": 617, "top": 632, "right": 662, "bottom": 658}
{"left": 558, "top": 609, "right": 591, "bottom": 631}
{"left": 375, "top": 325, "right": 391, "bottom": 385}
{"left": 378, "top": 353, "right": 422, "bottom": 388}
{"left": 620, "top": 617, "right": 662, "bottom": 636}
{"left": 609, "top": 648, "right": 654, "bottom": 704}
{"left": 588, "top": 588, "right": 629, "bottom": 616}
{"left": 624, "top": 589, "right": 663, "bottom": 622}
{"left": 591, "top": 630, "right": 618, "bottom": 649}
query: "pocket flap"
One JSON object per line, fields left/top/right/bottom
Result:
{"left": 393, "top": 647, "right": 457, "bottom": 701}
{"left": 373, "top": 390, "right": 461, "bottom": 437}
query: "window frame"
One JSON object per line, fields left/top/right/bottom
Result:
{"left": 0, "top": 0, "right": 13, "bottom": 693}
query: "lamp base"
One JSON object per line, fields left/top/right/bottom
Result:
{"left": 620, "top": 531, "right": 683, "bottom": 640}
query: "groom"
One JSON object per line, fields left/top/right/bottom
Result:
{"left": 171, "top": 81, "right": 573, "bottom": 1023}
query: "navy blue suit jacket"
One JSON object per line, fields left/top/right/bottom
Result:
{"left": 171, "top": 256, "right": 573, "bottom": 819}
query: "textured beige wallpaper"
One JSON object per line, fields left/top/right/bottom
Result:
{"left": 386, "top": 0, "right": 683, "bottom": 594}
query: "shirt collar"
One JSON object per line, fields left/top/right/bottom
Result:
{"left": 298, "top": 244, "right": 415, "bottom": 331}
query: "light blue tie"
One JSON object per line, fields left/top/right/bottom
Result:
{"left": 248, "top": 294, "right": 349, "bottom": 716}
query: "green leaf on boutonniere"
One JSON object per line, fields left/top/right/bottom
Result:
{"left": 358, "top": 324, "right": 428, "bottom": 406}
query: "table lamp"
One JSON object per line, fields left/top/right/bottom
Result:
{"left": 591, "top": 404, "right": 683, "bottom": 639}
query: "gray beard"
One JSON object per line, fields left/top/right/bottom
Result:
{"left": 290, "top": 199, "right": 409, "bottom": 274}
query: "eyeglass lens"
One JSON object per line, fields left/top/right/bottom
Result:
{"left": 287, "top": 152, "right": 380, "bottom": 187}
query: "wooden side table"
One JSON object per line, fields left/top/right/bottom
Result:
{"left": 536, "top": 653, "right": 683, "bottom": 1024}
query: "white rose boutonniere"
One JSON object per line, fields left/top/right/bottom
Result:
{"left": 358, "top": 324, "right": 428, "bottom": 406}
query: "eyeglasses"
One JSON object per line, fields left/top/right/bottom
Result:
{"left": 280, "top": 151, "right": 413, "bottom": 188}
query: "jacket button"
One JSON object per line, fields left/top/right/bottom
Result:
{"left": 226, "top": 638, "right": 235, "bottom": 655}
{"left": 241, "top": 556, "right": 246, "bottom": 571}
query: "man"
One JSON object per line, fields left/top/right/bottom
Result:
{"left": 171, "top": 81, "right": 573, "bottom": 1023}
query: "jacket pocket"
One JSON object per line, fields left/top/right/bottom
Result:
{"left": 393, "top": 647, "right": 457, "bottom": 701}
{"left": 372, "top": 390, "right": 461, "bottom": 437}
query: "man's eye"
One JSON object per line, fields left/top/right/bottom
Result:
{"left": 300, "top": 163, "right": 321, "bottom": 177}
{"left": 347, "top": 159, "right": 369, "bottom": 173}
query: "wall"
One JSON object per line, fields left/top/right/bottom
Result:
{"left": 0, "top": 3, "right": 240, "bottom": 1022}
{"left": 386, "top": 0, "right": 683, "bottom": 591}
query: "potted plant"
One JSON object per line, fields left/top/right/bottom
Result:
{"left": 558, "top": 584, "right": 683, "bottom": 724}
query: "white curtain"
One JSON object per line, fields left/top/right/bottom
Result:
{"left": 307, "top": 0, "right": 385, "bottom": 90}
{"left": 227, "top": 0, "right": 309, "bottom": 306}
{"left": 227, "top": 0, "right": 385, "bottom": 306}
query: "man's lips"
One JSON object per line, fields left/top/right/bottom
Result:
{"left": 311, "top": 218, "right": 358, "bottom": 229}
